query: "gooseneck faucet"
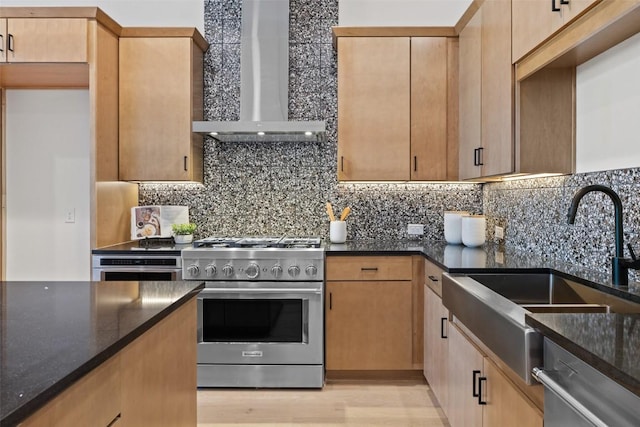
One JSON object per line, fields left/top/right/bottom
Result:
{"left": 567, "top": 184, "right": 640, "bottom": 286}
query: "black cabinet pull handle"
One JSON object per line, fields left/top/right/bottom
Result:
{"left": 361, "top": 267, "right": 378, "bottom": 271}
{"left": 478, "top": 147, "right": 484, "bottom": 166}
{"left": 184, "top": 155, "right": 188, "bottom": 171}
{"left": 329, "top": 292, "right": 332, "bottom": 310}
{"left": 552, "top": 0, "right": 561, "bottom": 11}
{"left": 440, "top": 317, "right": 447, "bottom": 339}
{"left": 428, "top": 275, "right": 439, "bottom": 282}
{"left": 472, "top": 370, "right": 481, "bottom": 397}
{"left": 340, "top": 156, "right": 344, "bottom": 172}
{"left": 560, "top": 0, "right": 569, "bottom": 4}
{"left": 8, "top": 34, "right": 14, "bottom": 52}
{"left": 0, "top": 34, "right": 4, "bottom": 53}
{"left": 473, "top": 148, "right": 478, "bottom": 166}
{"left": 478, "top": 377, "right": 487, "bottom": 405}
{"left": 106, "top": 414, "right": 122, "bottom": 427}
{"left": 414, "top": 156, "right": 417, "bottom": 172}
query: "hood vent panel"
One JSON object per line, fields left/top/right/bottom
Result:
{"left": 194, "top": 0, "right": 326, "bottom": 143}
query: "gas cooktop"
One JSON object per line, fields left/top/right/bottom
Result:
{"left": 192, "top": 236, "right": 322, "bottom": 249}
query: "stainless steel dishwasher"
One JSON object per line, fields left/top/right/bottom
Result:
{"left": 533, "top": 338, "right": 640, "bottom": 426}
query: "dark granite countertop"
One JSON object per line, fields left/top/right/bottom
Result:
{"left": 526, "top": 313, "right": 640, "bottom": 396}
{"left": 0, "top": 280, "right": 204, "bottom": 426}
{"left": 325, "top": 240, "right": 640, "bottom": 303}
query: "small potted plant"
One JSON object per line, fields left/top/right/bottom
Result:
{"left": 172, "top": 223, "right": 197, "bottom": 244}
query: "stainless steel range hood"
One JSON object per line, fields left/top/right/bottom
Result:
{"left": 193, "top": 0, "right": 326, "bottom": 143}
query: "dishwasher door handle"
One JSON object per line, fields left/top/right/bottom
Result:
{"left": 532, "top": 367, "right": 607, "bottom": 427}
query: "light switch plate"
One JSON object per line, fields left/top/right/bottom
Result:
{"left": 408, "top": 224, "right": 424, "bottom": 236}
{"left": 495, "top": 225, "right": 504, "bottom": 240}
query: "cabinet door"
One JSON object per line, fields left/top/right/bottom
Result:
{"left": 512, "top": 0, "right": 564, "bottom": 63}
{"left": 481, "top": 0, "right": 514, "bottom": 177}
{"left": 0, "top": 19, "right": 6, "bottom": 63}
{"left": 447, "top": 323, "right": 483, "bottom": 427}
{"left": 337, "top": 37, "right": 410, "bottom": 181}
{"left": 482, "top": 358, "right": 543, "bottom": 427}
{"left": 5, "top": 18, "right": 88, "bottom": 63}
{"left": 119, "top": 37, "right": 200, "bottom": 181}
{"left": 410, "top": 37, "right": 448, "bottom": 181}
{"left": 423, "top": 284, "right": 449, "bottom": 412}
{"left": 458, "top": 10, "right": 482, "bottom": 180}
{"left": 325, "top": 281, "right": 413, "bottom": 370}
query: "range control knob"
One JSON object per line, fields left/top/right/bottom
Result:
{"left": 288, "top": 265, "right": 300, "bottom": 278}
{"left": 205, "top": 264, "right": 217, "bottom": 277}
{"left": 271, "top": 264, "right": 283, "bottom": 278}
{"left": 222, "top": 264, "right": 234, "bottom": 278}
{"left": 246, "top": 263, "right": 260, "bottom": 279}
{"left": 305, "top": 265, "right": 318, "bottom": 277}
{"left": 187, "top": 264, "right": 200, "bottom": 277}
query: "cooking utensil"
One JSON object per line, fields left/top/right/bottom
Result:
{"left": 326, "top": 202, "right": 336, "bottom": 221}
{"left": 339, "top": 207, "right": 351, "bottom": 221}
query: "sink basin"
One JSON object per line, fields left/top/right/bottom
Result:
{"left": 442, "top": 272, "right": 640, "bottom": 384}
{"left": 467, "top": 273, "right": 640, "bottom": 313}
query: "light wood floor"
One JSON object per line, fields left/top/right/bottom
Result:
{"left": 197, "top": 379, "right": 449, "bottom": 426}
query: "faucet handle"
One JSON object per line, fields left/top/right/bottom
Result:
{"left": 628, "top": 243, "right": 638, "bottom": 261}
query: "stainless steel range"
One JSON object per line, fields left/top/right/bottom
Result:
{"left": 181, "top": 236, "right": 324, "bottom": 388}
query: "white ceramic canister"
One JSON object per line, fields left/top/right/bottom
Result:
{"left": 444, "top": 211, "right": 469, "bottom": 244}
{"left": 461, "top": 215, "right": 486, "bottom": 248}
{"left": 329, "top": 221, "right": 347, "bottom": 243}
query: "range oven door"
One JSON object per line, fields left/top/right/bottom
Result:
{"left": 197, "top": 283, "right": 323, "bottom": 365}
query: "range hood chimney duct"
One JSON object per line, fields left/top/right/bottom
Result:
{"left": 193, "top": 0, "right": 326, "bottom": 142}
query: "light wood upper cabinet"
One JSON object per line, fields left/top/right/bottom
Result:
{"left": 458, "top": 10, "right": 482, "bottom": 180}
{"left": 119, "top": 30, "right": 206, "bottom": 182}
{"left": 512, "top": 0, "right": 601, "bottom": 63}
{"left": 411, "top": 38, "right": 454, "bottom": 181}
{"left": 337, "top": 37, "right": 410, "bottom": 181}
{"left": 337, "top": 35, "right": 457, "bottom": 181}
{"left": 480, "top": 0, "right": 514, "bottom": 177}
{"left": 459, "top": 0, "right": 518, "bottom": 180}
{"left": 1, "top": 18, "right": 88, "bottom": 63}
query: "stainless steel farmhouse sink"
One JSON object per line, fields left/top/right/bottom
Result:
{"left": 442, "top": 272, "right": 640, "bottom": 384}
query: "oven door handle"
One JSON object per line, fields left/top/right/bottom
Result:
{"left": 199, "top": 288, "right": 322, "bottom": 295}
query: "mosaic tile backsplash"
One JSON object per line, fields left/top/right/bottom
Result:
{"left": 484, "top": 168, "right": 640, "bottom": 281}
{"left": 139, "top": 0, "right": 483, "bottom": 242}
{"left": 139, "top": 0, "right": 640, "bottom": 282}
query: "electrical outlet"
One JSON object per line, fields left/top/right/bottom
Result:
{"left": 495, "top": 225, "right": 504, "bottom": 240}
{"left": 65, "top": 208, "right": 76, "bottom": 223}
{"left": 408, "top": 224, "right": 424, "bottom": 236}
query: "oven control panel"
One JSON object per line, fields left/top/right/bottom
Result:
{"left": 181, "top": 248, "right": 324, "bottom": 282}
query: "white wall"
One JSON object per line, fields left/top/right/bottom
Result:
{"left": 576, "top": 31, "right": 640, "bottom": 173}
{"left": 6, "top": 90, "right": 91, "bottom": 281}
{"left": 0, "top": 0, "right": 204, "bottom": 34}
{"left": 339, "top": 0, "right": 472, "bottom": 26}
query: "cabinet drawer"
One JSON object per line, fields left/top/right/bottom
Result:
{"left": 326, "top": 256, "right": 412, "bottom": 281}
{"left": 425, "top": 259, "right": 445, "bottom": 297}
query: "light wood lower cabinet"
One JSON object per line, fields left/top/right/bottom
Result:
{"left": 20, "top": 299, "right": 196, "bottom": 427}
{"left": 446, "top": 322, "right": 542, "bottom": 427}
{"left": 423, "top": 283, "right": 449, "bottom": 412}
{"left": 325, "top": 255, "right": 420, "bottom": 373}
{"left": 326, "top": 280, "right": 413, "bottom": 370}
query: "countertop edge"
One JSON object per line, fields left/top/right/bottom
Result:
{"left": 1, "top": 282, "right": 204, "bottom": 427}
